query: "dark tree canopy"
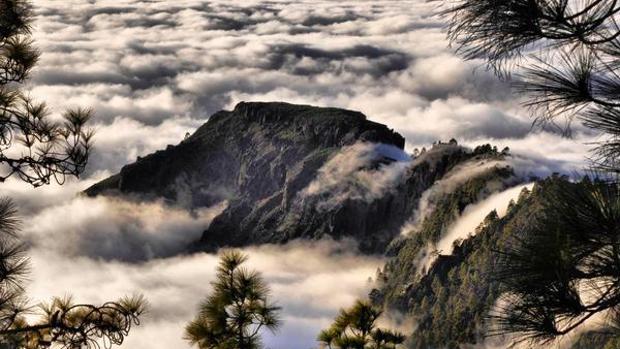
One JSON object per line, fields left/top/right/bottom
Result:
{"left": 318, "top": 300, "right": 405, "bottom": 349}
{"left": 491, "top": 179, "right": 620, "bottom": 344}
{"left": 442, "top": 0, "right": 620, "bottom": 344}
{"left": 444, "top": 0, "right": 620, "bottom": 172}
{"left": 185, "top": 251, "right": 281, "bottom": 349}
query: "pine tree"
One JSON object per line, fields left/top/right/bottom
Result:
{"left": 442, "top": 0, "right": 620, "bottom": 344}
{"left": 318, "top": 300, "right": 405, "bottom": 349}
{"left": 0, "top": 0, "right": 92, "bottom": 187}
{"left": 443, "top": 0, "right": 620, "bottom": 173}
{"left": 490, "top": 179, "right": 620, "bottom": 344}
{"left": 185, "top": 251, "right": 281, "bottom": 349}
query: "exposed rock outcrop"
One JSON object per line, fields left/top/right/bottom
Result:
{"left": 86, "top": 102, "right": 509, "bottom": 253}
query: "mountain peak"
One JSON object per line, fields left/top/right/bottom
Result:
{"left": 232, "top": 101, "right": 367, "bottom": 121}
{"left": 85, "top": 102, "right": 508, "bottom": 253}
{"left": 86, "top": 102, "right": 404, "bottom": 202}
{"left": 193, "top": 101, "right": 405, "bottom": 149}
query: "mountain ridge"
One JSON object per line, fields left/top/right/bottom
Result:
{"left": 85, "top": 102, "right": 510, "bottom": 253}
{"left": 85, "top": 101, "right": 405, "bottom": 202}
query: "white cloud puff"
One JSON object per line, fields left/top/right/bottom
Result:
{"left": 301, "top": 142, "right": 412, "bottom": 211}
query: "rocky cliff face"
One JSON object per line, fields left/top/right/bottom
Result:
{"left": 86, "top": 102, "right": 507, "bottom": 253}
{"left": 201, "top": 141, "right": 497, "bottom": 253}
{"left": 86, "top": 102, "right": 404, "bottom": 205}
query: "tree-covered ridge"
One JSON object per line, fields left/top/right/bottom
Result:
{"left": 373, "top": 175, "right": 587, "bottom": 348}
{"left": 377, "top": 161, "right": 514, "bottom": 306}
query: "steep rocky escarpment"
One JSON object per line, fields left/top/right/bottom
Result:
{"left": 201, "top": 142, "right": 503, "bottom": 252}
{"left": 86, "top": 102, "right": 404, "bottom": 205}
{"left": 85, "top": 102, "right": 509, "bottom": 252}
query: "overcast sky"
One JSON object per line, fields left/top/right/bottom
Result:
{"left": 4, "top": 1, "right": 600, "bottom": 348}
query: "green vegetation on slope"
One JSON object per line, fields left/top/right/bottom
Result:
{"left": 373, "top": 176, "right": 581, "bottom": 348}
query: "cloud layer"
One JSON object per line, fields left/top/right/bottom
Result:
{"left": 26, "top": 239, "right": 382, "bottom": 349}
{"left": 18, "top": 180, "right": 382, "bottom": 349}
{"left": 436, "top": 183, "right": 535, "bottom": 256}
{"left": 30, "top": 0, "right": 595, "bottom": 176}
{"left": 301, "top": 142, "right": 412, "bottom": 211}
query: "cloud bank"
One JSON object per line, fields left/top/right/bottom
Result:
{"left": 401, "top": 154, "right": 512, "bottom": 236}
{"left": 436, "top": 183, "right": 535, "bottom": 255}
{"left": 21, "top": 187, "right": 382, "bottom": 349}
{"left": 301, "top": 142, "right": 412, "bottom": 211}
{"left": 30, "top": 0, "right": 594, "bottom": 176}
{"left": 27, "top": 241, "right": 382, "bottom": 349}
{"left": 24, "top": 196, "right": 227, "bottom": 261}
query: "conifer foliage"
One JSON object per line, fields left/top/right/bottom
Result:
{"left": 444, "top": 0, "right": 620, "bottom": 172}
{"left": 185, "top": 251, "right": 281, "bottom": 349}
{"left": 0, "top": 0, "right": 93, "bottom": 187}
{"left": 318, "top": 300, "right": 404, "bottom": 349}
{"left": 442, "top": 0, "right": 620, "bottom": 344}
{"left": 491, "top": 179, "right": 620, "bottom": 343}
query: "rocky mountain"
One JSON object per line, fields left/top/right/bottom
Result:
{"left": 87, "top": 102, "right": 403, "bottom": 204}
{"left": 86, "top": 102, "right": 513, "bottom": 253}
{"left": 89, "top": 101, "right": 573, "bottom": 347}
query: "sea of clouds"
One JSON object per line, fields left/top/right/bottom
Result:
{"left": 0, "top": 0, "right": 601, "bottom": 348}
{"left": 29, "top": 0, "right": 594, "bottom": 177}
